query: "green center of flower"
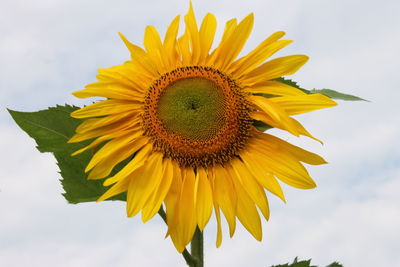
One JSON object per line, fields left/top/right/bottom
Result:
{"left": 157, "top": 78, "right": 226, "bottom": 141}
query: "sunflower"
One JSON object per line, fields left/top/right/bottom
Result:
{"left": 69, "top": 3, "right": 336, "bottom": 252}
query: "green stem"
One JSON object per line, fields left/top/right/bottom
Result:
{"left": 190, "top": 228, "right": 204, "bottom": 267}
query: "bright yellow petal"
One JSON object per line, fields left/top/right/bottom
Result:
{"left": 164, "top": 160, "right": 183, "bottom": 239}
{"left": 245, "top": 81, "right": 306, "bottom": 96}
{"left": 198, "top": 13, "right": 217, "bottom": 64}
{"left": 242, "top": 55, "right": 309, "bottom": 86}
{"left": 143, "top": 26, "right": 168, "bottom": 73}
{"left": 176, "top": 168, "right": 197, "bottom": 250}
{"left": 87, "top": 135, "right": 148, "bottom": 180}
{"left": 184, "top": 1, "right": 201, "bottom": 64}
{"left": 214, "top": 13, "right": 254, "bottom": 70}
{"left": 212, "top": 165, "right": 237, "bottom": 237}
{"left": 70, "top": 100, "right": 141, "bottom": 119}
{"left": 231, "top": 39, "right": 292, "bottom": 77}
{"left": 103, "top": 143, "right": 152, "bottom": 186}
{"left": 177, "top": 31, "right": 191, "bottom": 65}
{"left": 126, "top": 152, "right": 165, "bottom": 217}
{"left": 97, "top": 176, "right": 130, "bottom": 202}
{"left": 249, "top": 95, "right": 299, "bottom": 136}
{"left": 96, "top": 65, "right": 151, "bottom": 91}
{"left": 68, "top": 117, "right": 140, "bottom": 143}
{"left": 228, "top": 31, "right": 285, "bottom": 73}
{"left": 206, "top": 18, "right": 237, "bottom": 66}
{"left": 164, "top": 16, "right": 180, "bottom": 47}
{"left": 228, "top": 165, "right": 262, "bottom": 240}
{"left": 233, "top": 153, "right": 286, "bottom": 202}
{"left": 195, "top": 167, "right": 213, "bottom": 231}
{"left": 229, "top": 159, "right": 270, "bottom": 220}
{"left": 255, "top": 131, "right": 327, "bottom": 165}
{"left": 246, "top": 142, "right": 316, "bottom": 189}
{"left": 141, "top": 158, "right": 174, "bottom": 222}
{"left": 73, "top": 82, "right": 145, "bottom": 101}
{"left": 74, "top": 112, "right": 133, "bottom": 134}
{"left": 85, "top": 131, "right": 143, "bottom": 172}
{"left": 251, "top": 111, "right": 321, "bottom": 142}
{"left": 164, "top": 15, "right": 181, "bottom": 68}
{"left": 214, "top": 205, "right": 223, "bottom": 248}
{"left": 270, "top": 93, "right": 337, "bottom": 115}
{"left": 118, "top": 32, "right": 158, "bottom": 77}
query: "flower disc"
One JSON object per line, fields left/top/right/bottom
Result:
{"left": 143, "top": 66, "right": 253, "bottom": 168}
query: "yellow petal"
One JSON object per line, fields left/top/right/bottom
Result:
{"left": 231, "top": 39, "right": 292, "bottom": 77}
{"left": 289, "top": 117, "right": 322, "bottom": 143}
{"left": 246, "top": 142, "right": 316, "bottom": 189}
{"left": 73, "top": 82, "right": 144, "bottom": 101}
{"left": 234, "top": 153, "right": 286, "bottom": 202}
{"left": 184, "top": 1, "right": 200, "bottom": 64}
{"left": 214, "top": 205, "right": 223, "bottom": 248}
{"left": 251, "top": 111, "right": 322, "bottom": 143}
{"left": 164, "top": 15, "right": 180, "bottom": 49}
{"left": 206, "top": 18, "right": 237, "bottom": 66}
{"left": 68, "top": 117, "right": 140, "bottom": 143}
{"left": 245, "top": 81, "right": 306, "bottom": 96}
{"left": 103, "top": 143, "right": 152, "bottom": 186}
{"left": 177, "top": 168, "right": 197, "bottom": 250}
{"left": 249, "top": 95, "right": 299, "bottom": 136}
{"left": 141, "top": 158, "right": 174, "bottom": 222}
{"left": 164, "top": 15, "right": 181, "bottom": 68}
{"left": 119, "top": 32, "right": 146, "bottom": 58}
{"left": 270, "top": 93, "right": 337, "bottom": 115}
{"left": 164, "top": 160, "right": 183, "bottom": 238}
{"left": 255, "top": 132, "right": 327, "bottom": 165}
{"left": 71, "top": 128, "right": 134, "bottom": 156}
{"left": 126, "top": 152, "right": 165, "bottom": 217}
{"left": 195, "top": 167, "right": 213, "bottom": 231}
{"left": 199, "top": 13, "right": 217, "bottom": 64}
{"left": 96, "top": 65, "right": 150, "bottom": 91}
{"left": 143, "top": 26, "right": 168, "bottom": 73}
{"left": 87, "top": 135, "right": 148, "bottom": 180}
{"left": 229, "top": 159, "right": 270, "bottom": 220}
{"left": 228, "top": 165, "right": 262, "bottom": 240}
{"left": 97, "top": 176, "right": 130, "bottom": 202}
{"left": 228, "top": 31, "right": 285, "bottom": 72}
{"left": 177, "top": 31, "right": 191, "bottom": 65}
{"left": 85, "top": 131, "right": 143, "bottom": 172}
{"left": 242, "top": 55, "right": 309, "bottom": 86}
{"left": 216, "top": 13, "right": 254, "bottom": 70}
{"left": 212, "top": 165, "right": 237, "bottom": 237}
{"left": 74, "top": 112, "right": 134, "bottom": 134}
{"left": 70, "top": 100, "right": 140, "bottom": 119}
{"left": 118, "top": 32, "right": 158, "bottom": 77}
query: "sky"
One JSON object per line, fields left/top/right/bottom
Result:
{"left": 1, "top": 0, "right": 399, "bottom": 266}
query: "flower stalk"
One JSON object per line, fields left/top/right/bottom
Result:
{"left": 190, "top": 228, "right": 204, "bottom": 267}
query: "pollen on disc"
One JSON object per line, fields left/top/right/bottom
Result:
{"left": 157, "top": 77, "right": 226, "bottom": 141}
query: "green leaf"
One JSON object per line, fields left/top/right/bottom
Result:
{"left": 8, "top": 105, "right": 126, "bottom": 204}
{"left": 275, "top": 77, "right": 366, "bottom": 101}
{"left": 271, "top": 257, "right": 343, "bottom": 267}
{"left": 325, "top": 263, "right": 343, "bottom": 267}
{"left": 310, "top": 88, "right": 367, "bottom": 101}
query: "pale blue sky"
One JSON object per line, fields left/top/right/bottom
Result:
{"left": 1, "top": 0, "right": 399, "bottom": 266}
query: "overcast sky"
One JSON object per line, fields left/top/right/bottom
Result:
{"left": 1, "top": 0, "right": 399, "bottom": 266}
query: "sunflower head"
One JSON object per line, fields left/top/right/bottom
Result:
{"left": 69, "top": 3, "right": 336, "bottom": 252}
{"left": 143, "top": 66, "right": 253, "bottom": 168}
